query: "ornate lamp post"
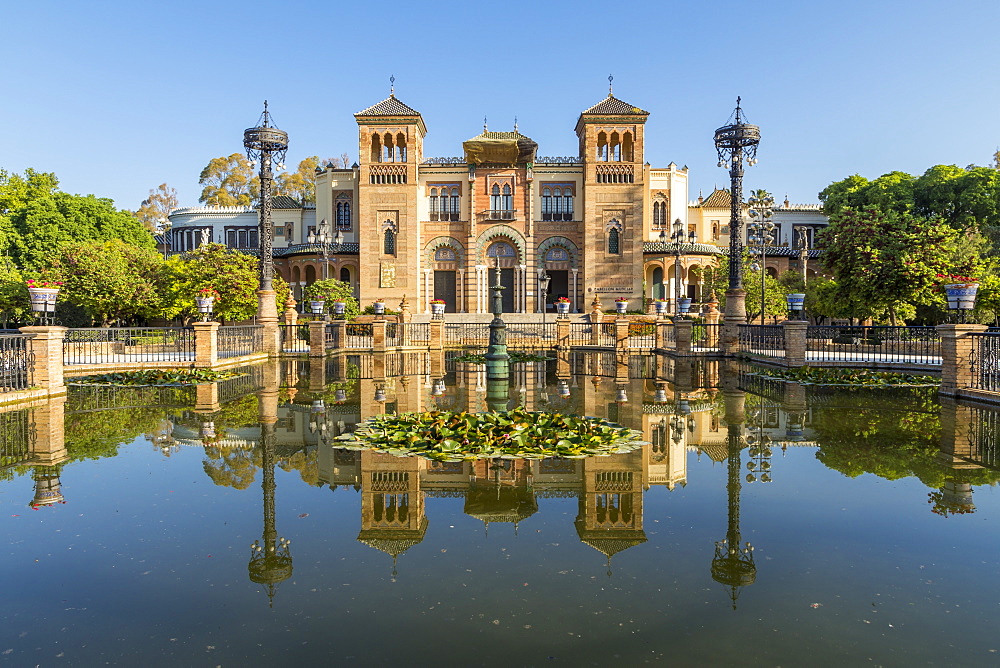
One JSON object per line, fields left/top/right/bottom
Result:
{"left": 669, "top": 218, "right": 696, "bottom": 319}
{"left": 538, "top": 271, "right": 551, "bottom": 327}
{"left": 794, "top": 226, "right": 810, "bottom": 287}
{"left": 714, "top": 98, "right": 761, "bottom": 335}
{"left": 484, "top": 257, "right": 510, "bottom": 381}
{"left": 307, "top": 218, "right": 345, "bottom": 281}
{"left": 248, "top": 410, "right": 292, "bottom": 606}
{"left": 746, "top": 193, "right": 775, "bottom": 325}
{"left": 244, "top": 101, "right": 288, "bottom": 322}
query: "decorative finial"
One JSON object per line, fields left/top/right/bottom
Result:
{"left": 262, "top": 100, "right": 270, "bottom": 127}
{"left": 390, "top": 75, "right": 395, "bottom": 95}
{"left": 608, "top": 74, "right": 614, "bottom": 95}
{"left": 513, "top": 116, "right": 518, "bottom": 133}
{"left": 483, "top": 116, "right": 488, "bottom": 133}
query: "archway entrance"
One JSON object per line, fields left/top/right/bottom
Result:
{"left": 547, "top": 270, "right": 569, "bottom": 306}
{"left": 434, "top": 271, "right": 457, "bottom": 312}
{"left": 652, "top": 267, "right": 665, "bottom": 300}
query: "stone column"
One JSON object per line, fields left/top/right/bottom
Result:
{"left": 615, "top": 318, "right": 630, "bottom": 351}
{"left": 429, "top": 319, "right": 443, "bottom": 350}
{"left": 590, "top": 311, "right": 603, "bottom": 346}
{"left": 19, "top": 326, "right": 67, "bottom": 395}
{"left": 654, "top": 318, "right": 666, "bottom": 350}
{"left": 372, "top": 320, "right": 387, "bottom": 352}
{"left": 720, "top": 288, "right": 746, "bottom": 356}
{"left": 782, "top": 320, "right": 808, "bottom": 367}
{"left": 704, "top": 309, "right": 721, "bottom": 349}
{"left": 938, "top": 323, "right": 988, "bottom": 397}
{"left": 257, "top": 290, "right": 281, "bottom": 356}
{"left": 282, "top": 298, "right": 298, "bottom": 326}
{"left": 192, "top": 321, "right": 219, "bottom": 369}
{"left": 675, "top": 320, "right": 692, "bottom": 355}
{"left": 556, "top": 319, "right": 570, "bottom": 350}
{"left": 308, "top": 320, "right": 327, "bottom": 358}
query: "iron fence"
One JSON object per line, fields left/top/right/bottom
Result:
{"left": 385, "top": 323, "right": 401, "bottom": 347}
{"left": 693, "top": 323, "right": 721, "bottom": 351}
{"left": 806, "top": 326, "right": 940, "bottom": 364}
{"left": 0, "top": 408, "right": 33, "bottom": 468}
{"left": 325, "top": 322, "right": 339, "bottom": 347}
{"left": 63, "top": 327, "right": 196, "bottom": 365}
{"left": 278, "top": 323, "right": 310, "bottom": 353}
{"left": 445, "top": 323, "right": 486, "bottom": 347}
{"left": 627, "top": 320, "right": 656, "bottom": 350}
{"left": 969, "top": 332, "right": 1000, "bottom": 391}
{"left": 568, "top": 323, "right": 593, "bottom": 346}
{"left": 345, "top": 323, "right": 374, "bottom": 349}
{"left": 964, "top": 403, "right": 1000, "bottom": 470}
{"left": 0, "top": 334, "right": 34, "bottom": 392}
{"left": 218, "top": 325, "right": 263, "bottom": 359}
{"left": 217, "top": 365, "right": 265, "bottom": 403}
{"left": 659, "top": 323, "right": 676, "bottom": 347}
{"left": 598, "top": 322, "right": 617, "bottom": 347}
{"left": 506, "top": 323, "right": 557, "bottom": 348}
{"left": 739, "top": 325, "right": 785, "bottom": 357}
{"left": 405, "top": 322, "right": 430, "bottom": 345}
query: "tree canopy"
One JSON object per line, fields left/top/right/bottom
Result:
{"left": 198, "top": 153, "right": 258, "bottom": 206}
{"left": 276, "top": 156, "right": 319, "bottom": 204}
{"left": 134, "top": 183, "right": 178, "bottom": 232}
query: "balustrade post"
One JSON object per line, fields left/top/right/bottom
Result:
{"left": 782, "top": 320, "right": 809, "bottom": 367}
{"left": 556, "top": 319, "right": 569, "bottom": 350}
{"left": 615, "top": 319, "right": 630, "bottom": 351}
{"left": 429, "top": 320, "right": 443, "bottom": 350}
{"left": 192, "top": 322, "right": 219, "bottom": 369}
{"left": 938, "top": 323, "right": 987, "bottom": 396}
{"left": 309, "top": 320, "right": 328, "bottom": 358}
{"left": 675, "top": 320, "right": 693, "bottom": 355}
{"left": 283, "top": 298, "right": 298, "bottom": 326}
{"left": 719, "top": 288, "right": 746, "bottom": 356}
{"left": 654, "top": 318, "right": 666, "bottom": 350}
{"left": 704, "top": 310, "right": 721, "bottom": 349}
{"left": 19, "top": 326, "right": 67, "bottom": 395}
{"left": 590, "top": 312, "right": 602, "bottom": 347}
{"left": 372, "top": 320, "right": 387, "bottom": 352}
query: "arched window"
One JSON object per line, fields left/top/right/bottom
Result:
{"left": 435, "top": 246, "right": 456, "bottom": 261}
{"left": 653, "top": 201, "right": 666, "bottom": 230}
{"left": 545, "top": 247, "right": 568, "bottom": 262}
{"left": 429, "top": 187, "right": 439, "bottom": 220}
{"left": 384, "top": 228, "right": 396, "bottom": 255}
{"left": 490, "top": 184, "right": 501, "bottom": 211}
{"left": 542, "top": 187, "right": 552, "bottom": 220}
{"left": 449, "top": 188, "right": 460, "bottom": 220}
{"left": 371, "top": 134, "right": 381, "bottom": 162}
{"left": 608, "top": 227, "right": 620, "bottom": 254}
{"left": 336, "top": 197, "right": 351, "bottom": 231}
{"left": 610, "top": 132, "right": 621, "bottom": 162}
{"left": 597, "top": 131, "right": 608, "bottom": 161}
{"left": 340, "top": 266, "right": 351, "bottom": 283}
{"left": 487, "top": 241, "right": 516, "bottom": 258}
{"left": 501, "top": 184, "right": 512, "bottom": 211}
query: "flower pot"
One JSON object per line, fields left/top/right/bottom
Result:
{"left": 945, "top": 283, "right": 978, "bottom": 311}
{"left": 654, "top": 301, "right": 668, "bottom": 316}
{"left": 373, "top": 302, "right": 385, "bottom": 315}
{"left": 786, "top": 293, "right": 805, "bottom": 315}
{"left": 195, "top": 296, "right": 215, "bottom": 314}
{"left": 28, "top": 287, "right": 59, "bottom": 313}
{"left": 556, "top": 302, "right": 570, "bottom": 315}
{"left": 615, "top": 301, "right": 628, "bottom": 314}
{"left": 332, "top": 301, "right": 346, "bottom": 315}
{"left": 678, "top": 298, "right": 692, "bottom": 314}
{"left": 309, "top": 300, "right": 326, "bottom": 315}
{"left": 431, "top": 303, "right": 445, "bottom": 316}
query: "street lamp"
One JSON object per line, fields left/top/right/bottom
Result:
{"left": 538, "top": 271, "right": 551, "bottom": 327}
{"left": 714, "top": 98, "right": 761, "bottom": 323}
{"left": 307, "top": 219, "right": 345, "bottom": 281}
{"left": 794, "top": 226, "right": 810, "bottom": 288}
{"left": 670, "top": 218, "right": 697, "bottom": 319}
{"left": 244, "top": 101, "right": 288, "bottom": 322}
{"left": 746, "top": 193, "right": 775, "bottom": 325}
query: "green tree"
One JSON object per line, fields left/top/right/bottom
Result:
{"left": 163, "top": 243, "right": 289, "bottom": 322}
{"left": 276, "top": 156, "right": 319, "bottom": 204}
{"left": 134, "top": 183, "right": 178, "bottom": 232}
{"left": 819, "top": 208, "right": 981, "bottom": 324}
{"left": 303, "top": 278, "right": 359, "bottom": 318}
{"left": 0, "top": 258, "right": 28, "bottom": 327}
{"left": 818, "top": 174, "right": 870, "bottom": 216}
{"left": 44, "top": 240, "right": 169, "bottom": 326}
{"left": 198, "top": 153, "right": 259, "bottom": 206}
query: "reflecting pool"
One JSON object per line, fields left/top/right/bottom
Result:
{"left": 1, "top": 353, "right": 998, "bottom": 665}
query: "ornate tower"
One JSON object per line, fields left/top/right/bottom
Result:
{"left": 354, "top": 88, "right": 426, "bottom": 307}
{"left": 576, "top": 81, "right": 650, "bottom": 310}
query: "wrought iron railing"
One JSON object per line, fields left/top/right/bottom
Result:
{"left": 405, "top": 322, "right": 430, "bottom": 345}
{"left": 278, "top": 323, "right": 310, "bottom": 353}
{"left": 0, "top": 334, "right": 34, "bottom": 392}
{"left": 693, "top": 323, "right": 721, "bottom": 351}
{"left": 599, "top": 322, "right": 617, "bottom": 347}
{"left": 568, "top": 323, "right": 592, "bottom": 346}
{"left": 217, "top": 365, "right": 265, "bottom": 403}
{"left": 739, "top": 325, "right": 785, "bottom": 357}
{"left": 969, "top": 332, "right": 1000, "bottom": 391}
{"left": 0, "top": 408, "right": 33, "bottom": 467}
{"left": 217, "top": 325, "right": 263, "bottom": 359}
{"left": 806, "top": 326, "right": 940, "bottom": 364}
{"left": 445, "top": 323, "right": 486, "bottom": 347}
{"left": 627, "top": 320, "right": 656, "bottom": 350}
{"left": 345, "top": 323, "right": 373, "bottom": 349}
{"left": 505, "top": 323, "right": 557, "bottom": 348}
{"left": 63, "top": 327, "right": 195, "bottom": 365}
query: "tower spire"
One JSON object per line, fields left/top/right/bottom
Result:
{"left": 390, "top": 75, "right": 395, "bottom": 96}
{"left": 608, "top": 74, "right": 613, "bottom": 95}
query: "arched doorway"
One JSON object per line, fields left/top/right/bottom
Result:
{"left": 487, "top": 241, "right": 517, "bottom": 313}
{"left": 652, "top": 266, "right": 665, "bottom": 300}
{"left": 432, "top": 245, "right": 459, "bottom": 313}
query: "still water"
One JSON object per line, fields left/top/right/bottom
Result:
{"left": 0, "top": 354, "right": 998, "bottom": 666}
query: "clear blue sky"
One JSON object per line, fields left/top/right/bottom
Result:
{"left": 3, "top": 0, "right": 998, "bottom": 211}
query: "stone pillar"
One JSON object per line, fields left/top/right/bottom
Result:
{"left": 782, "top": 320, "right": 809, "bottom": 367}
{"left": 282, "top": 298, "right": 298, "bottom": 326}
{"left": 372, "top": 320, "right": 387, "bottom": 352}
{"left": 654, "top": 317, "right": 666, "bottom": 350}
{"left": 430, "top": 349, "right": 446, "bottom": 378}
{"left": 195, "top": 382, "right": 221, "bottom": 412}
{"left": 938, "top": 323, "right": 988, "bottom": 396}
{"left": 192, "top": 322, "right": 219, "bottom": 369}
{"left": 309, "top": 356, "right": 326, "bottom": 391}
{"left": 674, "top": 320, "right": 692, "bottom": 355}
{"left": 328, "top": 320, "right": 345, "bottom": 351}
{"left": 399, "top": 295, "right": 412, "bottom": 323}
{"left": 19, "top": 326, "right": 67, "bottom": 395}
{"left": 720, "top": 288, "right": 746, "bottom": 356}
{"left": 308, "top": 320, "right": 328, "bottom": 358}
{"left": 28, "top": 396, "right": 68, "bottom": 466}
{"left": 429, "top": 320, "right": 443, "bottom": 350}
{"left": 257, "top": 289, "right": 281, "bottom": 356}
{"left": 590, "top": 311, "right": 603, "bottom": 346}
{"left": 704, "top": 309, "right": 721, "bottom": 349}
{"left": 556, "top": 319, "right": 570, "bottom": 349}
{"left": 615, "top": 318, "right": 630, "bottom": 351}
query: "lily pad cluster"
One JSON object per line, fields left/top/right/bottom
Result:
{"left": 71, "top": 369, "right": 242, "bottom": 386}
{"left": 452, "top": 351, "right": 552, "bottom": 364}
{"left": 751, "top": 366, "right": 938, "bottom": 387}
{"left": 335, "top": 407, "right": 647, "bottom": 462}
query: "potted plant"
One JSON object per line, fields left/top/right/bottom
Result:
{"left": 430, "top": 299, "right": 446, "bottom": 316}
{"left": 310, "top": 299, "right": 327, "bottom": 315}
{"left": 555, "top": 296, "right": 571, "bottom": 315}
{"left": 372, "top": 299, "right": 386, "bottom": 315}
{"left": 678, "top": 297, "right": 693, "bottom": 315}
{"left": 26, "top": 279, "right": 62, "bottom": 317}
{"left": 615, "top": 297, "right": 629, "bottom": 314}
{"left": 938, "top": 274, "right": 979, "bottom": 311}
{"left": 331, "top": 300, "right": 346, "bottom": 315}
{"left": 195, "top": 286, "right": 219, "bottom": 320}
{"left": 654, "top": 299, "right": 668, "bottom": 316}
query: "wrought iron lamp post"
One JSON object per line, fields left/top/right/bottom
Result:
{"left": 244, "top": 101, "right": 288, "bottom": 322}
{"left": 538, "top": 271, "right": 551, "bottom": 327}
{"left": 746, "top": 194, "right": 775, "bottom": 325}
{"left": 307, "top": 219, "right": 345, "bottom": 281}
{"left": 714, "top": 98, "right": 761, "bottom": 330}
{"left": 794, "top": 226, "right": 810, "bottom": 287}
{"left": 484, "top": 256, "right": 510, "bottom": 381}
{"left": 670, "top": 218, "right": 696, "bottom": 319}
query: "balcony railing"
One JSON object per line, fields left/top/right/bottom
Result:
{"left": 476, "top": 209, "right": 518, "bottom": 223}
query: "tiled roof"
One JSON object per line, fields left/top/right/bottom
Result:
{"left": 468, "top": 130, "right": 533, "bottom": 141}
{"left": 271, "top": 195, "right": 300, "bottom": 209}
{"left": 581, "top": 94, "right": 648, "bottom": 116}
{"left": 699, "top": 189, "right": 731, "bottom": 208}
{"left": 355, "top": 95, "right": 421, "bottom": 116}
